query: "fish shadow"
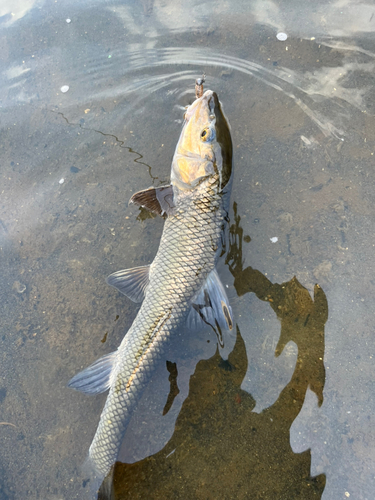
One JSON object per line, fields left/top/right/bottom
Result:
{"left": 98, "top": 203, "right": 328, "bottom": 499}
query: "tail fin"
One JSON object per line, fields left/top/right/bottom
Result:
{"left": 81, "top": 455, "right": 115, "bottom": 500}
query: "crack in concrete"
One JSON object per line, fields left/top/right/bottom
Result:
{"left": 48, "top": 108, "right": 160, "bottom": 183}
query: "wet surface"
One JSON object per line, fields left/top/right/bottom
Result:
{"left": 1, "top": 0, "right": 375, "bottom": 498}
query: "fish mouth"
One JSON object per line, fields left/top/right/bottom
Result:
{"left": 184, "top": 90, "right": 217, "bottom": 122}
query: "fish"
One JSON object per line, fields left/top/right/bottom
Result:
{"left": 68, "top": 82, "right": 234, "bottom": 479}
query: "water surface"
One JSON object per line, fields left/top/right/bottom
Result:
{"left": 1, "top": 0, "right": 375, "bottom": 498}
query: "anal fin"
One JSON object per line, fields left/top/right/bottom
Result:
{"left": 68, "top": 351, "right": 117, "bottom": 395}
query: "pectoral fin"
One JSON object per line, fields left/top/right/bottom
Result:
{"left": 68, "top": 351, "right": 117, "bottom": 395}
{"left": 106, "top": 265, "right": 150, "bottom": 302}
{"left": 129, "top": 185, "right": 175, "bottom": 217}
{"left": 187, "top": 269, "right": 234, "bottom": 344}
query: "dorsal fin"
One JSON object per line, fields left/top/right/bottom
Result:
{"left": 106, "top": 265, "right": 150, "bottom": 302}
{"left": 129, "top": 185, "right": 175, "bottom": 217}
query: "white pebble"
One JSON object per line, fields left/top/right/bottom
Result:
{"left": 66, "top": 18, "right": 71, "bottom": 23}
{"left": 276, "top": 32, "right": 287, "bottom": 41}
{"left": 59, "top": 178, "right": 65, "bottom": 184}
{"left": 60, "top": 85, "right": 69, "bottom": 93}
{"left": 270, "top": 237, "right": 278, "bottom": 243}
{"left": 301, "top": 135, "right": 311, "bottom": 145}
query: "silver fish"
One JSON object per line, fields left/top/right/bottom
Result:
{"left": 68, "top": 86, "right": 233, "bottom": 478}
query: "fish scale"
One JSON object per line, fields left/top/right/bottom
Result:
{"left": 89, "top": 176, "right": 225, "bottom": 475}
{"left": 68, "top": 87, "right": 233, "bottom": 479}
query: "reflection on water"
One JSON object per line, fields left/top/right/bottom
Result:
{"left": 1, "top": 0, "right": 375, "bottom": 498}
{"left": 101, "top": 204, "right": 328, "bottom": 499}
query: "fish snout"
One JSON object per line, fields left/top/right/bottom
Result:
{"left": 185, "top": 90, "right": 216, "bottom": 122}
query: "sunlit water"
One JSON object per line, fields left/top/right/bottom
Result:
{"left": 1, "top": 0, "right": 375, "bottom": 498}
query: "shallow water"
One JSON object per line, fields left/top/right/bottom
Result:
{"left": 1, "top": 0, "right": 375, "bottom": 498}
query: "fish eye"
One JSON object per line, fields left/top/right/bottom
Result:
{"left": 200, "top": 127, "right": 212, "bottom": 142}
{"left": 200, "top": 127, "right": 215, "bottom": 143}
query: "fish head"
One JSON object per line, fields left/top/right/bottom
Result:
{"left": 171, "top": 90, "right": 232, "bottom": 191}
